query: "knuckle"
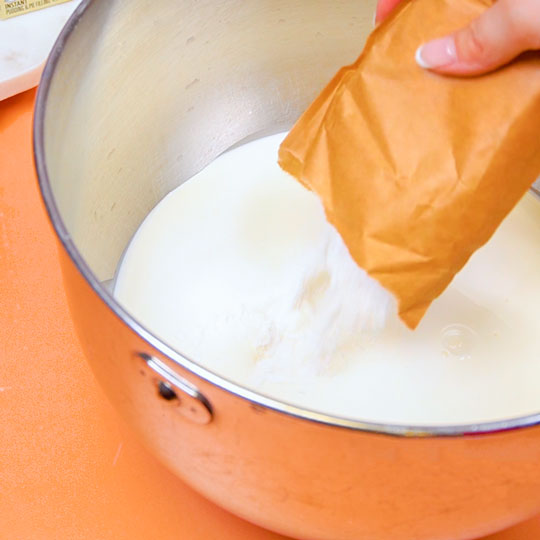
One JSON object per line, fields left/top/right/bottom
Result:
{"left": 457, "top": 21, "right": 488, "bottom": 63}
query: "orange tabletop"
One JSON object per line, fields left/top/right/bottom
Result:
{"left": 1, "top": 88, "right": 540, "bottom": 540}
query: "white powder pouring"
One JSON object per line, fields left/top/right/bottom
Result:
{"left": 247, "top": 225, "right": 393, "bottom": 384}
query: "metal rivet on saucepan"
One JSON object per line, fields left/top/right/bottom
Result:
{"left": 139, "top": 353, "right": 213, "bottom": 425}
{"left": 157, "top": 381, "right": 178, "bottom": 401}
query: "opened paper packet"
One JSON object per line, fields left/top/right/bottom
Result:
{"left": 279, "top": 0, "right": 540, "bottom": 329}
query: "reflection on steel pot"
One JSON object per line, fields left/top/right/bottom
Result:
{"left": 34, "top": 1, "right": 540, "bottom": 539}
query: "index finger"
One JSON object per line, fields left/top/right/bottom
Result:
{"left": 375, "top": 0, "right": 406, "bottom": 24}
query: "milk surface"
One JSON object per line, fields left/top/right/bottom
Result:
{"left": 114, "top": 133, "right": 540, "bottom": 425}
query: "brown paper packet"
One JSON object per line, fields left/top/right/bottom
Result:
{"left": 279, "top": 0, "right": 540, "bottom": 329}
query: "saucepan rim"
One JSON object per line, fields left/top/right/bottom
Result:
{"left": 33, "top": 0, "right": 540, "bottom": 438}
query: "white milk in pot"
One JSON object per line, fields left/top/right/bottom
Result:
{"left": 114, "top": 133, "right": 540, "bottom": 426}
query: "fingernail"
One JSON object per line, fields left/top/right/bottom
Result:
{"left": 416, "top": 36, "right": 457, "bottom": 69}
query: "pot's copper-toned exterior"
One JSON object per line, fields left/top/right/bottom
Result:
{"left": 35, "top": 1, "right": 540, "bottom": 539}
{"left": 57, "top": 247, "right": 540, "bottom": 540}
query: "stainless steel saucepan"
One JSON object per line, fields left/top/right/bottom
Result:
{"left": 34, "top": 1, "right": 540, "bottom": 538}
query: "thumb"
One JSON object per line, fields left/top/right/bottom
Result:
{"left": 416, "top": 0, "right": 540, "bottom": 76}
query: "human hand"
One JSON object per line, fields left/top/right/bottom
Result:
{"left": 375, "top": 0, "right": 540, "bottom": 75}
